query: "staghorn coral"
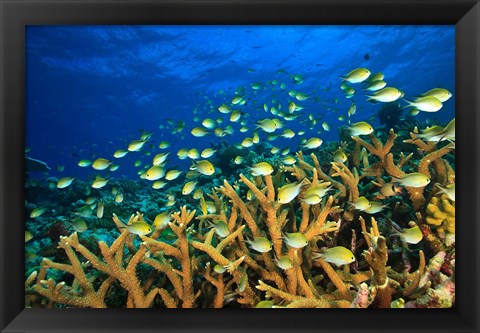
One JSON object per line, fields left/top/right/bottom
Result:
{"left": 26, "top": 129, "right": 455, "bottom": 308}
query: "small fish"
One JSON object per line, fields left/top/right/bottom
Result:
{"left": 71, "top": 217, "right": 87, "bottom": 232}
{"left": 177, "top": 148, "right": 189, "bottom": 160}
{"left": 301, "top": 137, "right": 323, "bottom": 149}
{"left": 305, "top": 184, "right": 332, "bottom": 199}
{"left": 409, "top": 108, "right": 420, "bottom": 116}
{"left": 251, "top": 82, "right": 262, "bottom": 90}
{"left": 366, "top": 72, "right": 384, "bottom": 82}
{"left": 86, "top": 196, "right": 97, "bottom": 205}
{"left": 281, "top": 156, "right": 296, "bottom": 165}
{"left": 393, "top": 222, "right": 423, "bottom": 244}
{"left": 201, "top": 148, "right": 216, "bottom": 158}
{"left": 96, "top": 202, "right": 104, "bottom": 218}
{"left": 348, "top": 122, "right": 374, "bottom": 136}
{"left": 231, "top": 96, "right": 244, "bottom": 105}
{"left": 436, "top": 183, "right": 455, "bottom": 201}
{"left": 153, "top": 211, "right": 171, "bottom": 229}
{"left": 202, "top": 118, "right": 216, "bottom": 129}
{"left": 302, "top": 194, "right": 322, "bottom": 205}
{"left": 193, "top": 189, "right": 203, "bottom": 200}
{"left": 128, "top": 139, "right": 147, "bottom": 152}
{"left": 115, "top": 193, "right": 124, "bottom": 203}
{"left": 293, "top": 74, "right": 303, "bottom": 84}
{"left": 140, "top": 131, "right": 153, "bottom": 141}
{"left": 257, "top": 119, "right": 277, "bottom": 133}
{"left": 109, "top": 164, "right": 119, "bottom": 171}
{"left": 92, "top": 158, "right": 112, "bottom": 170}
{"left": 191, "top": 127, "right": 209, "bottom": 137}
{"left": 77, "top": 159, "right": 92, "bottom": 167}
{"left": 340, "top": 68, "right": 371, "bottom": 84}
{"left": 252, "top": 131, "right": 260, "bottom": 144}
{"left": 280, "top": 129, "right": 295, "bottom": 139}
{"left": 332, "top": 149, "right": 347, "bottom": 163}
{"left": 272, "top": 118, "right": 283, "bottom": 129}
{"left": 270, "top": 146, "right": 279, "bottom": 154}
{"left": 241, "top": 137, "right": 254, "bottom": 147}
{"left": 365, "top": 80, "right": 387, "bottom": 91}
{"left": 378, "top": 182, "right": 402, "bottom": 197}
{"left": 25, "top": 230, "right": 33, "bottom": 242}
{"left": 194, "top": 160, "right": 215, "bottom": 176}
{"left": 392, "top": 172, "right": 430, "bottom": 188}
{"left": 277, "top": 179, "right": 306, "bottom": 204}
{"left": 322, "top": 122, "right": 330, "bottom": 131}
{"left": 367, "top": 87, "right": 402, "bottom": 103}
{"left": 274, "top": 255, "right": 293, "bottom": 270}
{"left": 350, "top": 196, "right": 371, "bottom": 211}
{"left": 419, "top": 88, "right": 452, "bottom": 102}
{"left": 250, "top": 162, "right": 274, "bottom": 176}
{"left": 152, "top": 152, "right": 169, "bottom": 166}
{"left": 187, "top": 148, "right": 201, "bottom": 159}
{"left": 209, "top": 221, "right": 230, "bottom": 237}
{"left": 256, "top": 300, "right": 276, "bottom": 308}
{"left": 113, "top": 150, "right": 129, "bottom": 158}
{"left": 158, "top": 140, "right": 170, "bottom": 149}
{"left": 404, "top": 96, "right": 443, "bottom": 112}
{"left": 124, "top": 221, "right": 152, "bottom": 236}
{"left": 57, "top": 177, "right": 75, "bottom": 189}
{"left": 182, "top": 180, "right": 197, "bottom": 195}
{"left": 146, "top": 166, "right": 165, "bottom": 181}
{"left": 92, "top": 177, "right": 108, "bottom": 189}
{"left": 230, "top": 110, "right": 242, "bottom": 122}
{"left": 218, "top": 104, "right": 232, "bottom": 114}
{"left": 283, "top": 232, "right": 308, "bottom": 248}
{"left": 237, "top": 267, "right": 248, "bottom": 292}
{"left": 214, "top": 264, "right": 227, "bottom": 274}
{"left": 234, "top": 156, "right": 244, "bottom": 165}
{"left": 75, "top": 205, "right": 93, "bottom": 218}
{"left": 245, "top": 236, "right": 272, "bottom": 253}
{"left": 288, "top": 102, "right": 297, "bottom": 113}
{"left": 295, "top": 92, "right": 309, "bottom": 101}
{"left": 165, "top": 170, "right": 182, "bottom": 180}
{"left": 314, "top": 246, "right": 356, "bottom": 266}
{"left": 364, "top": 201, "right": 388, "bottom": 214}
{"left": 152, "top": 181, "right": 167, "bottom": 189}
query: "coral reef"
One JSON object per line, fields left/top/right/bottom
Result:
{"left": 425, "top": 194, "right": 455, "bottom": 235}
{"left": 25, "top": 126, "right": 455, "bottom": 308}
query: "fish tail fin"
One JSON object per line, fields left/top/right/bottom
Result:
{"left": 312, "top": 251, "right": 323, "bottom": 259}
{"left": 390, "top": 176, "right": 401, "bottom": 184}
{"left": 402, "top": 99, "right": 413, "bottom": 109}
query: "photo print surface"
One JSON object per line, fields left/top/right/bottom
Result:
{"left": 25, "top": 25, "right": 455, "bottom": 308}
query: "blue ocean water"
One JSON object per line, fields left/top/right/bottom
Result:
{"left": 26, "top": 25, "right": 455, "bottom": 180}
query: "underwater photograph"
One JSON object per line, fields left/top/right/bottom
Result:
{"left": 24, "top": 25, "right": 455, "bottom": 308}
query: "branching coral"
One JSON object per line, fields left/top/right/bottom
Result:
{"left": 27, "top": 128, "right": 455, "bottom": 308}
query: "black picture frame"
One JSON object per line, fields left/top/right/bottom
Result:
{"left": 1, "top": 0, "right": 479, "bottom": 332}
